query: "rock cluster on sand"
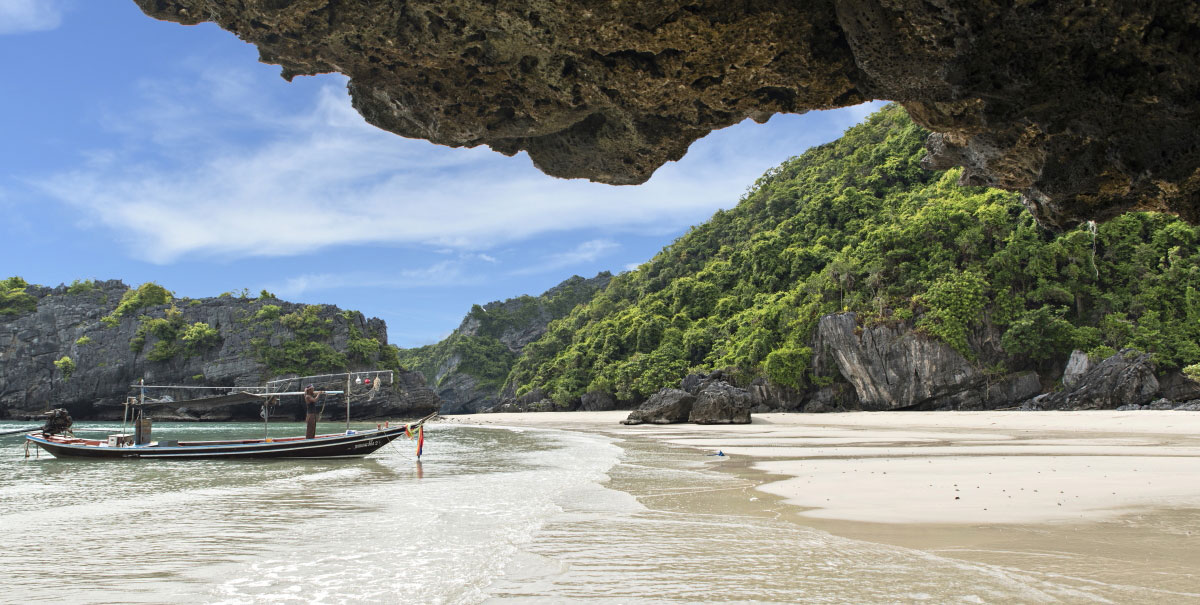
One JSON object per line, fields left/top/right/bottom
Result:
{"left": 1041, "top": 351, "right": 1160, "bottom": 410}
{"left": 622, "top": 371, "right": 751, "bottom": 425}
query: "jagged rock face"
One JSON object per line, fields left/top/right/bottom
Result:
{"left": 623, "top": 378, "right": 753, "bottom": 424}
{"left": 621, "top": 388, "right": 694, "bottom": 425}
{"left": 1062, "top": 350, "right": 1093, "bottom": 389}
{"left": 1158, "top": 371, "right": 1200, "bottom": 403}
{"left": 0, "top": 281, "right": 439, "bottom": 420}
{"left": 982, "top": 371, "right": 1041, "bottom": 410}
{"left": 814, "top": 313, "right": 984, "bottom": 410}
{"left": 427, "top": 273, "right": 611, "bottom": 414}
{"left": 135, "top": 0, "right": 858, "bottom": 187}
{"left": 1042, "top": 350, "right": 1160, "bottom": 410}
{"left": 578, "top": 390, "right": 617, "bottom": 411}
{"left": 688, "top": 381, "right": 751, "bottom": 424}
{"left": 430, "top": 360, "right": 492, "bottom": 415}
{"left": 136, "top": 1, "right": 1200, "bottom": 227}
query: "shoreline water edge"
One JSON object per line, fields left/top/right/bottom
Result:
{"left": 448, "top": 410, "right": 1200, "bottom": 601}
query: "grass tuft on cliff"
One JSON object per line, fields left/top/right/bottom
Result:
{"left": 0, "top": 277, "right": 38, "bottom": 317}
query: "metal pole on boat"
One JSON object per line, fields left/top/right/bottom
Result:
{"left": 345, "top": 373, "right": 352, "bottom": 432}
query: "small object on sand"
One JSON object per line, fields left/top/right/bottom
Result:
{"left": 707, "top": 450, "right": 725, "bottom": 457}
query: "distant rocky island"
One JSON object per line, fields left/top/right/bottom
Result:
{"left": 0, "top": 279, "right": 437, "bottom": 421}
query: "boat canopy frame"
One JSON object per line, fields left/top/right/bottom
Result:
{"left": 124, "top": 369, "right": 395, "bottom": 440}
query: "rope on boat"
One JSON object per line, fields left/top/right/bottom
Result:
{"left": 385, "top": 414, "right": 437, "bottom": 461}
{"left": 386, "top": 435, "right": 411, "bottom": 459}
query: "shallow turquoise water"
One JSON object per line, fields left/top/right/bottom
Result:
{"left": 0, "top": 420, "right": 1187, "bottom": 604}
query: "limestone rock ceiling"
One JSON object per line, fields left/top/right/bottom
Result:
{"left": 134, "top": 0, "right": 1200, "bottom": 228}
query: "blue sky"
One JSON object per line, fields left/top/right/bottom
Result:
{"left": 0, "top": 0, "right": 884, "bottom": 347}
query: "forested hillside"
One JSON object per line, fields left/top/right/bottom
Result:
{"left": 500, "top": 105, "right": 1200, "bottom": 407}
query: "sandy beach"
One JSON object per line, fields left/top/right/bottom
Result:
{"left": 444, "top": 410, "right": 1200, "bottom": 597}
{"left": 446, "top": 410, "right": 1200, "bottom": 525}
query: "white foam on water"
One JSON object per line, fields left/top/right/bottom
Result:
{"left": 3, "top": 423, "right": 1194, "bottom": 604}
{"left": 204, "top": 426, "right": 627, "bottom": 605}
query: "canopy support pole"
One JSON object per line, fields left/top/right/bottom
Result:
{"left": 345, "top": 373, "right": 352, "bottom": 432}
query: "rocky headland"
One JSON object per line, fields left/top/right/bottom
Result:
{"left": 0, "top": 279, "right": 439, "bottom": 421}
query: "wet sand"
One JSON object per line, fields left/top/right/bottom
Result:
{"left": 444, "top": 410, "right": 1200, "bottom": 597}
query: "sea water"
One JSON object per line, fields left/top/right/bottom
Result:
{"left": 0, "top": 421, "right": 1186, "bottom": 604}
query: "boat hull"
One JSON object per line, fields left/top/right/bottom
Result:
{"left": 26, "top": 426, "right": 414, "bottom": 460}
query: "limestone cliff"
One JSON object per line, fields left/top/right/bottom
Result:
{"left": 811, "top": 313, "right": 1040, "bottom": 411}
{"left": 399, "top": 273, "right": 611, "bottom": 413}
{"left": 135, "top": 0, "right": 1200, "bottom": 227}
{"left": 0, "top": 280, "right": 439, "bottom": 420}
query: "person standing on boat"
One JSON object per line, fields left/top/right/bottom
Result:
{"left": 304, "top": 385, "right": 324, "bottom": 439}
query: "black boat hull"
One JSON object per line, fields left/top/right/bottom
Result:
{"left": 26, "top": 426, "right": 414, "bottom": 460}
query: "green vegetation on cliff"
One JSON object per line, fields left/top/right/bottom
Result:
{"left": 251, "top": 304, "right": 347, "bottom": 375}
{"left": 54, "top": 355, "right": 76, "bottom": 380}
{"left": 103, "top": 282, "right": 172, "bottom": 326}
{"left": 1, "top": 277, "right": 37, "bottom": 316}
{"left": 398, "top": 274, "right": 611, "bottom": 396}
{"left": 503, "top": 106, "right": 1200, "bottom": 405}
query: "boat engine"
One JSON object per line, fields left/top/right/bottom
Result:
{"left": 41, "top": 408, "right": 73, "bottom": 436}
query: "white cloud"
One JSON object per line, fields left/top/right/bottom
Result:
{"left": 509, "top": 239, "right": 619, "bottom": 276}
{"left": 266, "top": 260, "right": 477, "bottom": 297}
{"left": 37, "top": 67, "right": 883, "bottom": 264}
{"left": 0, "top": 0, "right": 63, "bottom": 34}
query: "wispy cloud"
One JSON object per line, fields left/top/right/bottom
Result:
{"left": 36, "top": 64, "right": 885, "bottom": 265}
{"left": 0, "top": 0, "right": 63, "bottom": 35}
{"left": 509, "top": 239, "right": 619, "bottom": 276}
{"left": 266, "top": 260, "right": 478, "bottom": 297}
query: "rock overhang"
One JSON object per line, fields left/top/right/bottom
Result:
{"left": 134, "top": 0, "right": 1200, "bottom": 228}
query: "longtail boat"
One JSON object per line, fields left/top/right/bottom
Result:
{"left": 24, "top": 371, "right": 435, "bottom": 460}
{"left": 25, "top": 413, "right": 435, "bottom": 460}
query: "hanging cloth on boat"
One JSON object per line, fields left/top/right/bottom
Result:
{"left": 416, "top": 425, "right": 425, "bottom": 459}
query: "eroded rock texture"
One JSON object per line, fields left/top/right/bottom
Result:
{"left": 812, "top": 313, "right": 1038, "bottom": 411}
{"left": 134, "top": 1, "right": 1200, "bottom": 227}
{"left": 0, "top": 281, "right": 439, "bottom": 420}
